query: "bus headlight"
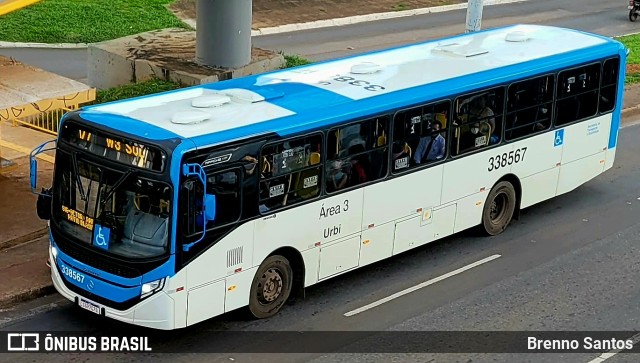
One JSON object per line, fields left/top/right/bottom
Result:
{"left": 51, "top": 245, "right": 58, "bottom": 261}
{"left": 141, "top": 278, "right": 166, "bottom": 298}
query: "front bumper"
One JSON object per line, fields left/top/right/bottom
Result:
{"left": 49, "top": 245, "right": 176, "bottom": 330}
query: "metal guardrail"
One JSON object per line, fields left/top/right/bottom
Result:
{"left": 11, "top": 106, "right": 75, "bottom": 135}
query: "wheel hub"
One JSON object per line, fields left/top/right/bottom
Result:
{"left": 258, "top": 268, "right": 283, "bottom": 303}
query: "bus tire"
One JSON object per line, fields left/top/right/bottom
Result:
{"left": 481, "top": 181, "right": 516, "bottom": 236}
{"left": 248, "top": 255, "right": 293, "bottom": 319}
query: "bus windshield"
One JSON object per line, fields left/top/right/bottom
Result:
{"left": 51, "top": 150, "right": 171, "bottom": 259}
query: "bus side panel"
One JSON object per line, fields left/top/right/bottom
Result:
{"left": 519, "top": 168, "right": 561, "bottom": 209}
{"left": 560, "top": 115, "right": 611, "bottom": 164}
{"left": 442, "top": 143, "right": 513, "bottom": 231}
{"left": 556, "top": 115, "right": 610, "bottom": 195}
{"left": 360, "top": 222, "right": 395, "bottom": 267}
{"left": 185, "top": 223, "right": 255, "bottom": 290}
{"left": 442, "top": 143, "right": 514, "bottom": 205}
{"left": 253, "top": 189, "right": 364, "bottom": 285}
{"left": 604, "top": 147, "right": 616, "bottom": 171}
{"left": 361, "top": 165, "right": 444, "bottom": 263}
{"left": 510, "top": 130, "right": 562, "bottom": 209}
{"left": 186, "top": 280, "right": 226, "bottom": 326}
{"left": 182, "top": 223, "right": 255, "bottom": 326}
{"left": 557, "top": 151, "right": 606, "bottom": 196}
{"left": 225, "top": 266, "right": 258, "bottom": 312}
{"left": 362, "top": 165, "right": 444, "bottom": 228}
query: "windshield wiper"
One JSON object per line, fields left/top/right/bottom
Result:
{"left": 71, "top": 152, "right": 87, "bottom": 201}
{"left": 100, "top": 168, "right": 136, "bottom": 209}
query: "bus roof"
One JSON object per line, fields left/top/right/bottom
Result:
{"left": 80, "top": 24, "right": 624, "bottom": 148}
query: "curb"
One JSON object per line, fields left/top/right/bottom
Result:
{"left": 251, "top": 0, "right": 527, "bottom": 36}
{"left": 0, "top": 41, "right": 88, "bottom": 49}
{"left": 0, "top": 0, "right": 528, "bottom": 48}
{"left": 0, "top": 284, "right": 55, "bottom": 310}
{"left": 0, "top": 227, "right": 48, "bottom": 252}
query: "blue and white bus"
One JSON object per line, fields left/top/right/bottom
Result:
{"left": 31, "top": 24, "right": 626, "bottom": 330}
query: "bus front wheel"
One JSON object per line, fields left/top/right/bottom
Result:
{"left": 481, "top": 181, "right": 516, "bottom": 236}
{"left": 248, "top": 255, "right": 293, "bottom": 319}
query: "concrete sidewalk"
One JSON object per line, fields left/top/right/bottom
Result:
{"left": 0, "top": 84, "right": 639, "bottom": 310}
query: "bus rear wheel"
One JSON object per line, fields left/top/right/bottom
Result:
{"left": 248, "top": 255, "right": 293, "bottom": 319}
{"left": 481, "top": 181, "right": 516, "bottom": 236}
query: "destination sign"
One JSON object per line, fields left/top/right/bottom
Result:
{"left": 61, "top": 205, "right": 94, "bottom": 231}
{"left": 60, "top": 122, "right": 166, "bottom": 172}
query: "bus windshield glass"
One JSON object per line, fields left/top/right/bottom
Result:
{"left": 51, "top": 150, "right": 171, "bottom": 259}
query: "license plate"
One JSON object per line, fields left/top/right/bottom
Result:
{"left": 78, "top": 298, "right": 102, "bottom": 315}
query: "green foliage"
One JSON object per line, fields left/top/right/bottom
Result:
{"left": 391, "top": 3, "right": 410, "bottom": 11}
{"left": 285, "top": 54, "right": 312, "bottom": 68}
{"left": 617, "top": 33, "right": 640, "bottom": 84}
{"left": 0, "top": 0, "right": 190, "bottom": 43}
{"left": 94, "top": 78, "right": 182, "bottom": 104}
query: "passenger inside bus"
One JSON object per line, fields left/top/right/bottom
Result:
{"left": 392, "top": 142, "right": 411, "bottom": 171}
{"left": 414, "top": 120, "right": 446, "bottom": 164}
{"left": 328, "top": 159, "right": 349, "bottom": 191}
{"left": 468, "top": 96, "right": 498, "bottom": 144}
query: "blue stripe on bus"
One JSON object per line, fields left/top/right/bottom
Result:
{"left": 608, "top": 47, "right": 628, "bottom": 149}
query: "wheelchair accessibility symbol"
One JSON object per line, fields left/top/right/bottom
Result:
{"left": 554, "top": 129, "right": 564, "bottom": 147}
{"left": 93, "top": 224, "right": 111, "bottom": 250}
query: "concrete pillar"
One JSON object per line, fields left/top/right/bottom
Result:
{"left": 465, "top": 0, "right": 484, "bottom": 33}
{"left": 196, "top": 0, "right": 252, "bottom": 68}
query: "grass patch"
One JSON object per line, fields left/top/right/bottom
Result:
{"left": 0, "top": 0, "right": 189, "bottom": 44}
{"left": 391, "top": 3, "right": 410, "bottom": 11}
{"left": 284, "top": 54, "right": 312, "bottom": 68}
{"left": 94, "top": 78, "right": 182, "bottom": 104}
{"left": 616, "top": 33, "right": 640, "bottom": 84}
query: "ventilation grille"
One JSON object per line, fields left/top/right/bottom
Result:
{"left": 227, "top": 246, "right": 244, "bottom": 267}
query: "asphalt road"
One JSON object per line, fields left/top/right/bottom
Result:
{"left": 1, "top": 117, "right": 640, "bottom": 362}
{"left": 0, "top": 0, "right": 639, "bottom": 82}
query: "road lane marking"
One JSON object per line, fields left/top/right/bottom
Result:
{"left": 586, "top": 332, "right": 640, "bottom": 363}
{"left": 344, "top": 254, "right": 502, "bottom": 317}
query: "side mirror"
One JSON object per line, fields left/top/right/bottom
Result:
{"left": 30, "top": 158, "right": 38, "bottom": 192}
{"left": 29, "top": 139, "right": 56, "bottom": 195}
{"left": 204, "top": 194, "right": 216, "bottom": 222}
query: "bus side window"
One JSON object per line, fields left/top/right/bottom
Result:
{"left": 326, "top": 116, "right": 389, "bottom": 192}
{"left": 555, "top": 63, "right": 600, "bottom": 126}
{"left": 452, "top": 87, "right": 504, "bottom": 156}
{"left": 392, "top": 100, "right": 449, "bottom": 173}
{"left": 599, "top": 58, "right": 619, "bottom": 113}
{"left": 259, "top": 133, "right": 323, "bottom": 213}
{"left": 505, "top": 74, "right": 554, "bottom": 141}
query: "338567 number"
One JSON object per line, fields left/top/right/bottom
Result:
{"left": 318, "top": 76, "right": 385, "bottom": 92}
{"left": 488, "top": 147, "right": 527, "bottom": 172}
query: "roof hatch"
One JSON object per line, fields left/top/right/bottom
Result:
{"left": 431, "top": 43, "right": 488, "bottom": 57}
{"left": 505, "top": 31, "right": 531, "bottom": 42}
{"left": 191, "top": 94, "right": 231, "bottom": 108}
{"left": 350, "top": 62, "right": 383, "bottom": 74}
{"left": 171, "top": 110, "right": 211, "bottom": 125}
{"left": 221, "top": 88, "right": 265, "bottom": 103}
